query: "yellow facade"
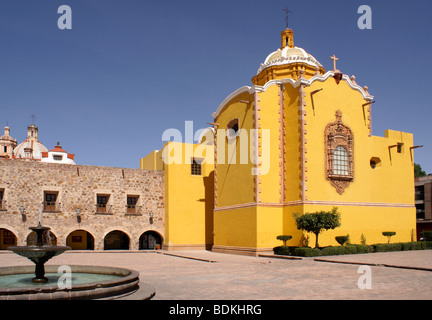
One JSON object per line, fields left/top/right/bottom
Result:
{"left": 141, "top": 143, "right": 214, "bottom": 250}
{"left": 141, "top": 28, "right": 416, "bottom": 255}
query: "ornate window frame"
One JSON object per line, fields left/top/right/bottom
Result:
{"left": 324, "top": 110, "right": 354, "bottom": 194}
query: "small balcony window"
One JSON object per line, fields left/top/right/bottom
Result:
{"left": 126, "top": 196, "right": 140, "bottom": 214}
{"left": 96, "top": 195, "right": 110, "bottom": 213}
{"left": 44, "top": 191, "right": 59, "bottom": 212}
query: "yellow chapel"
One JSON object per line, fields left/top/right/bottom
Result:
{"left": 140, "top": 28, "right": 417, "bottom": 256}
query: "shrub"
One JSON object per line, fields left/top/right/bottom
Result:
{"left": 401, "top": 241, "right": 426, "bottom": 251}
{"left": 360, "top": 234, "right": 367, "bottom": 245}
{"left": 320, "top": 246, "right": 357, "bottom": 256}
{"left": 320, "top": 246, "right": 342, "bottom": 256}
{"left": 349, "top": 244, "right": 374, "bottom": 254}
{"left": 373, "top": 243, "right": 402, "bottom": 252}
{"left": 273, "top": 246, "right": 291, "bottom": 256}
{"left": 276, "top": 235, "right": 292, "bottom": 246}
{"left": 335, "top": 235, "right": 349, "bottom": 246}
{"left": 382, "top": 231, "right": 396, "bottom": 243}
{"left": 421, "top": 231, "right": 432, "bottom": 241}
{"left": 291, "top": 247, "right": 321, "bottom": 257}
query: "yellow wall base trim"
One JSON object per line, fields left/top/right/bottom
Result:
{"left": 212, "top": 245, "right": 273, "bottom": 257}
{"left": 164, "top": 244, "right": 208, "bottom": 251}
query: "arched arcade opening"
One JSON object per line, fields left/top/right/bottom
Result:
{"left": 139, "top": 231, "right": 163, "bottom": 250}
{"left": 66, "top": 230, "right": 95, "bottom": 250}
{"left": 104, "top": 230, "right": 130, "bottom": 250}
{"left": 0, "top": 228, "right": 17, "bottom": 249}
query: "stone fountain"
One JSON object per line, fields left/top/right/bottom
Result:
{"left": 8, "top": 223, "right": 70, "bottom": 283}
{"left": 0, "top": 216, "right": 155, "bottom": 300}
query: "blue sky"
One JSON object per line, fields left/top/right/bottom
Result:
{"left": 0, "top": 0, "right": 431, "bottom": 173}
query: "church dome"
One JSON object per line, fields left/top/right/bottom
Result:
{"left": 13, "top": 124, "right": 48, "bottom": 160}
{"left": 257, "top": 46, "right": 323, "bottom": 74}
{"left": 252, "top": 28, "right": 326, "bottom": 86}
{"left": 14, "top": 139, "right": 48, "bottom": 160}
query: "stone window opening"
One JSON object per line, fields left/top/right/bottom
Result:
{"left": 226, "top": 118, "right": 240, "bottom": 140}
{"left": 96, "top": 194, "right": 111, "bottom": 214}
{"left": 126, "top": 195, "right": 141, "bottom": 215}
{"left": 191, "top": 158, "right": 203, "bottom": 176}
{"left": 370, "top": 157, "right": 381, "bottom": 169}
{"left": 43, "top": 191, "right": 60, "bottom": 212}
{"left": 397, "top": 143, "right": 404, "bottom": 153}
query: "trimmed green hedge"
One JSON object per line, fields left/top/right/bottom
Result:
{"left": 291, "top": 247, "right": 322, "bottom": 257}
{"left": 274, "top": 241, "right": 432, "bottom": 257}
{"left": 273, "top": 246, "right": 291, "bottom": 255}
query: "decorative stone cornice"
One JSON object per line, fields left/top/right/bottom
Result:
{"left": 212, "top": 71, "right": 374, "bottom": 119}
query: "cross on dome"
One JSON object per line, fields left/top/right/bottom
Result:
{"left": 282, "top": 7, "right": 292, "bottom": 28}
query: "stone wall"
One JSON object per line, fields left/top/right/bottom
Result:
{"left": 0, "top": 159, "right": 164, "bottom": 250}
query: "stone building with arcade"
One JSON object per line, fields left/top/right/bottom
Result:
{"left": 0, "top": 124, "right": 165, "bottom": 250}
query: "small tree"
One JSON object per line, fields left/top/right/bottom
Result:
{"left": 414, "top": 163, "right": 426, "bottom": 178}
{"left": 276, "top": 235, "right": 292, "bottom": 246}
{"left": 294, "top": 207, "right": 341, "bottom": 248}
{"left": 382, "top": 231, "right": 396, "bottom": 244}
{"left": 335, "top": 235, "right": 349, "bottom": 246}
{"left": 360, "top": 233, "right": 367, "bottom": 245}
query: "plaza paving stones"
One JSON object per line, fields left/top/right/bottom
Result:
{"left": 0, "top": 250, "right": 431, "bottom": 300}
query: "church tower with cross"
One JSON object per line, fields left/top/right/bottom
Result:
{"left": 141, "top": 22, "right": 417, "bottom": 255}
{"left": 208, "top": 25, "right": 417, "bottom": 255}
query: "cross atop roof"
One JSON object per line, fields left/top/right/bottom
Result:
{"left": 330, "top": 54, "right": 339, "bottom": 72}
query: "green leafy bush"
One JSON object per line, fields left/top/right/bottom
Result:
{"left": 373, "top": 243, "right": 402, "bottom": 252}
{"left": 350, "top": 244, "right": 374, "bottom": 254}
{"left": 401, "top": 242, "right": 421, "bottom": 251}
{"left": 335, "top": 235, "right": 349, "bottom": 246}
{"left": 294, "top": 207, "right": 341, "bottom": 248}
{"left": 273, "top": 246, "right": 291, "bottom": 256}
{"left": 360, "top": 234, "right": 367, "bottom": 245}
{"left": 382, "top": 231, "right": 396, "bottom": 243}
{"left": 276, "top": 235, "right": 292, "bottom": 246}
{"left": 291, "top": 247, "right": 321, "bottom": 257}
{"left": 320, "top": 246, "right": 357, "bottom": 256}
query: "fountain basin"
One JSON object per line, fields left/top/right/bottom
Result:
{"left": 0, "top": 265, "right": 155, "bottom": 300}
{"left": 8, "top": 245, "right": 71, "bottom": 283}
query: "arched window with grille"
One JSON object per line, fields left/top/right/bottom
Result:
{"left": 324, "top": 110, "right": 354, "bottom": 194}
{"left": 333, "top": 146, "right": 349, "bottom": 176}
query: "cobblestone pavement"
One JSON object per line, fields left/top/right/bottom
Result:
{"left": 0, "top": 250, "right": 431, "bottom": 300}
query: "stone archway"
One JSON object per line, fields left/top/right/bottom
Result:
{"left": 104, "top": 230, "right": 130, "bottom": 250}
{"left": 66, "top": 230, "right": 95, "bottom": 250}
{"left": 26, "top": 230, "right": 57, "bottom": 246}
{"left": 139, "top": 231, "right": 163, "bottom": 250}
{"left": 0, "top": 228, "right": 17, "bottom": 249}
